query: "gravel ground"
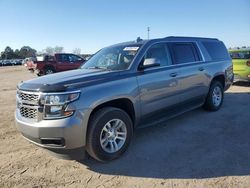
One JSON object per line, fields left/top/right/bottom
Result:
{"left": 0, "top": 66, "right": 250, "bottom": 188}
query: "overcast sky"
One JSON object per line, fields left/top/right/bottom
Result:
{"left": 0, "top": 0, "right": 249, "bottom": 53}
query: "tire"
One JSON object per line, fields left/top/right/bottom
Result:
{"left": 44, "top": 67, "right": 55, "bottom": 75}
{"left": 86, "top": 107, "right": 133, "bottom": 162}
{"left": 203, "top": 81, "right": 224, "bottom": 111}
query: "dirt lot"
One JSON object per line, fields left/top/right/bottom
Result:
{"left": 0, "top": 66, "right": 250, "bottom": 188}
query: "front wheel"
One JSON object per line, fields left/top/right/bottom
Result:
{"left": 86, "top": 107, "right": 133, "bottom": 162}
{"left": 203, "top": 81, "right": 224, "bottom": 111}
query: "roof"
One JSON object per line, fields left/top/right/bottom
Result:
{"left": 108, "top": 36, "right": 220, "bottom": 49}
{"left": 166, "top": 36, "right": 219, "bottom": 41}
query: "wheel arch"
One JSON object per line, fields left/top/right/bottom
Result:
{"left": 43, "top": 64, "right": 56, "bottom": 73}
{"left": 211, "top": 74, "right": 225, "bottom": 89}
{"left": 88, "top": 97, "right": 136, "bottom": 126}
{"left": 84, "top": 97, "right": 136, "bottom": 149}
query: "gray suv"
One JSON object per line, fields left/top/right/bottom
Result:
{"left": 15, "top": 36, "right": 233, "bottom": 162}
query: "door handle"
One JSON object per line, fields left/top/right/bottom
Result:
{"left": 170, "top": 72, "right": 178, "bottom": 77}
{"left": 198, "top": 67, "right": 205, "bottom": 71}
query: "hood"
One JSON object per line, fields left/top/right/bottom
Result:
{"left": 18, "top": 69, "right": 121, "bottom": 92}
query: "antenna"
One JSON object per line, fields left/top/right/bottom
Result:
{"left": 147, "top": 27, "right": 150, "bottom": 39}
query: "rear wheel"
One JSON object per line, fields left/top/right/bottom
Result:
{"left": 86, "top": 107, "right": 133, "bottom": 162}
{"left": 203, "top": 81, "right": 224, "bottom": 111}
{"left": 44, "top": 67, "right": 55, "bottom": 75}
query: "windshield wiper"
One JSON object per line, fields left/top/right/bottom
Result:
{"left": 85, "top": 66, "right": 112, "bottom": 71}
{"left": 87, "top": 66, "right": 104, "bottom": 69}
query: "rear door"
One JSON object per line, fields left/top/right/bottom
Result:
{"left": 137, "top": 43, "right": 182, "bottom": 117}
{"left": 169, "top": 42, "right": 208, "bottom": 103}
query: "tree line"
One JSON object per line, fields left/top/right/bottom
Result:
{"left": 0, "top": 46, "right": 37, "bottom": 59}
{"left": 0, "top": 46, "right": 82, "bottom": 60}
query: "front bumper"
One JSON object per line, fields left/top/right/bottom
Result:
{"left": 15, "top": 108, "right": 90, "bottom": 159}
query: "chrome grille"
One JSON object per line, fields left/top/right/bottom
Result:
{"left": 17, "top": 90, "right": 41, "bottom": 121}
{"left": 18, "top": 91, "right": 39, "bottom": 103}
{"left": 19, "top": 106, "right": 38, "bottom": 119}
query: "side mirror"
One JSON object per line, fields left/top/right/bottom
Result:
{"left": 139, "top": 58, "right": 160, "bottom": 70}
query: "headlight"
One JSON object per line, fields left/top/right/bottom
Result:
{"left": 41, "top": 91, "right": 80, "bottom": 119}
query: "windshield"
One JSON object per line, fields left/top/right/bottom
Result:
{"left": 81, "top": 45, "right": 141, "bottom": 71}
{"left": 230, "top": 51, "right": 250, "bottom": 59}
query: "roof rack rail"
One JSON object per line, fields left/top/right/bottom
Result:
{"left": 165, "top": 36, "right": 219, "bottom": 41}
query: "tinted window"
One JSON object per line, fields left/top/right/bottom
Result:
{"left": 69, "top": 54, "right": 82, "bottom": 62}
{"left": 144, "top": 43, "right": 171, "bottom": 67}
{"left": 171, "top": 43, "right": 197, "bottom": 64}
{"left": 230, "top": 51, "right": 250, "bottom": 59}
{"left": 203, "top": 41, "right": 229, "bottom": 60}
{"left": 58, "top": 54, "right": 69, "bottom": 62}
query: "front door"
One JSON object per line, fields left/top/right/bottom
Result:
{"left": 68, "top": 54, "right": 84, "bottom": 70}
{"left": 137, "top": 43, "right": 181, "bottom": 117}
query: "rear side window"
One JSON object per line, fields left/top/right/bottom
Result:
{"left": 170, "top": 43, "right": 199, "bottom": 64}
{"left": 203, "top": 41, "right": 229, "bottom": 60}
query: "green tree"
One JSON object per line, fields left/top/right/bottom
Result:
{"left": 44, "top": 47, "right": 54, "bottom": 55}
{"left": 19, "top": 46, "right": 36, "bottom": 58}
{"left": 44, "top": 46, "right": 64, "bottom": 55}
{"left": 1, "top": 46, "right": 15, "bottom": 59}
{"left": 0, "top": 46, "right": 37, "bottom": 59}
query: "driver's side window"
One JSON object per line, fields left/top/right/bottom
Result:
{"left": 68, "top": 55, "right": 82, "bottom": 63}
{"left": 144, "top": 43, "right": 171, "bottom": 67}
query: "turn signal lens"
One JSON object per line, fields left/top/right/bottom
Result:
{"left": 63, "top": 111, "right": 74, "bottom": 116}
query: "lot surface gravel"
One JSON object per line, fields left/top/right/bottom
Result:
{"left": 0, "top": 66, "right": 250, "bottom": 188}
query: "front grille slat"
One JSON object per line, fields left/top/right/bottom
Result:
{"left": 17, "top": 90, "right": 41, "bottom": 121}
{"left": 18, "top": 92, "right": 39, "bottom": 103}
{"left": 20, "top": 106, "right": 38, "bottom": 119}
